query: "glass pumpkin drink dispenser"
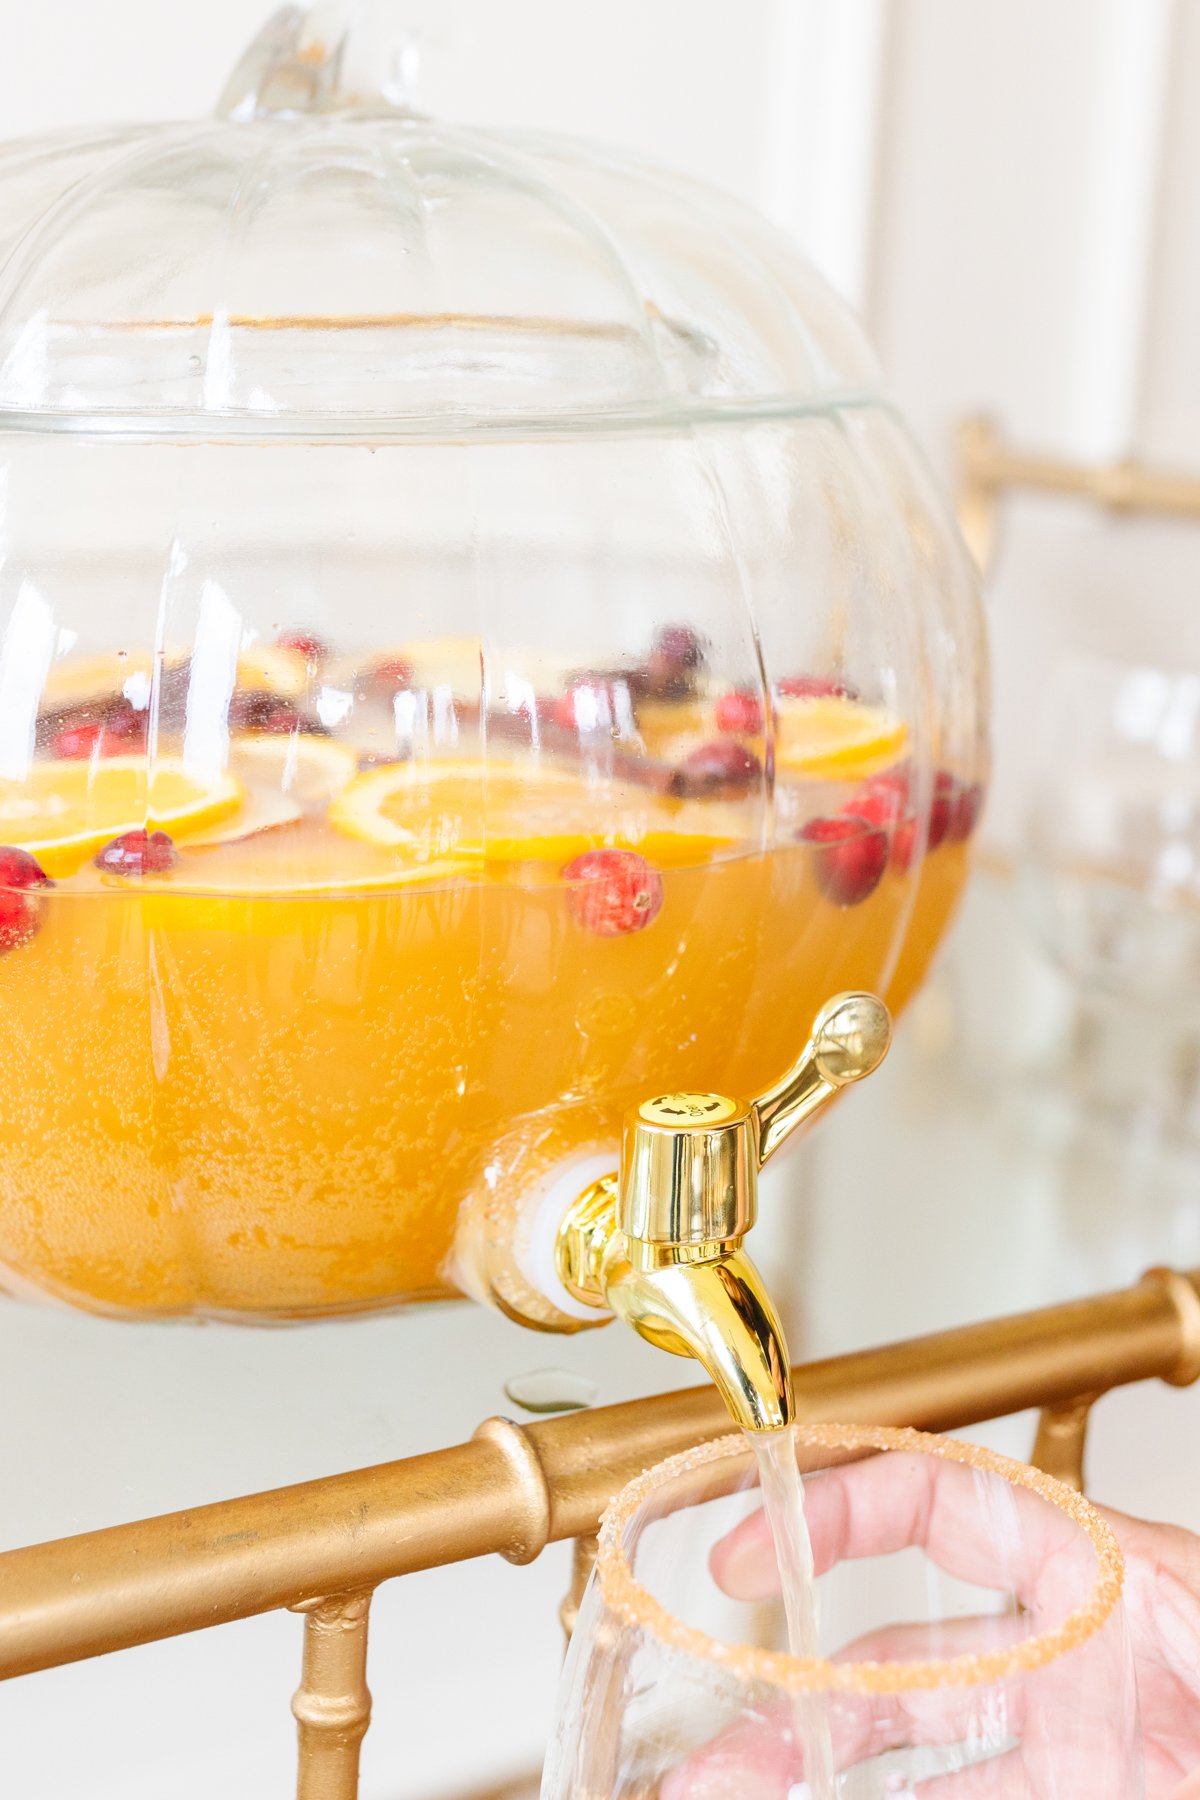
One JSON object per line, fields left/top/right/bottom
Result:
{"left": 0, "top": 10, "right": 986, "bottom": 1369}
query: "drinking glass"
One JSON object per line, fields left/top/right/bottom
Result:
{"left": 542, "top": 1423, "right": 1141, "bottom": 1798}
{"left": 1023, "top": 656, "right": 1200, "bottom": 1009}
{"left": 1021, "top": 656, "right": 1200, "bottom": 1139}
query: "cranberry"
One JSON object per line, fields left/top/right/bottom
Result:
{"left": 229, "top": 690, "right": 277, "bottom": 730}
{"left": 94, "top": 829, "right": 177, "bottom": 876}
{"left": 948, "top": 779, "right": 984, "bottom": 842}
{"left": 103, "top": 698, "right": 148, "bottom": 744}
{"left": 228, "top": 691, "right": 316, "bottom": 734}
{"left": 0, "top": 847, "right": 53, "bottom": 890}
{"left": 848, "top": 767, "right": 983, "bottom": 867}
{"left": 928, "top": 770, "right": 956, "bottom": 850}
{"left": 563, "top": 848, "right": 664, "bottom": 937}
{"left": 844, "top": 770, "right": 909, "bottom": 828}
{"left": 671, "top": 740, "right": 762, "bottom": 798}
{"left": 0, "top": 889, "right": 38, "bottom": 952}
{"left": 361, "top": 654, "right": 415, "bottom": 697}
{"left": 800, "top": 815, "right": 888, "bottom": 905}
{"left": 51, "top": 721, "right": 103, "bottom": 759}
{"left": 653, "top": 625, "right": 705, "bottom": 671}
{"left": 843, "top": 770, "right": 918, "bottom": 872}
{"left": 889, "top": 817, "right": 920, "bottom": 872}
{"left": 714, "top": 689, "right": 765, "bottom": 736}
{"left": 0, "top": 847, "right": 53, "bottom": 952}
{"left": 262, "top": 703, "right": 302, "bottom": 734}
{"left": 777, "top": 673, "right": 859, "bottom": 701}
{"left": 276, "top": 629, "right": 329, "bottom": 666}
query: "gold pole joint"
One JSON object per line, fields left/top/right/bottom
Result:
{"left": 1142, "top": 1265, "right": 1200, "bottom": 1386}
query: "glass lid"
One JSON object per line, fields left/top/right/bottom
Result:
{"left": 0, "top": 2, "right": 882, "bottom": 435}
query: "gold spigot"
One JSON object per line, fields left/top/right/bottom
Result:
{"left": 555, "top": 993, "right": 892, "bottom": 1433}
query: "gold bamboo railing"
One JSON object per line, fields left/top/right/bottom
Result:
{"left": 956, "top": 413, "right": 1200, "bottom": 573}
{"left": 2, "top": 1266, "right": 1198, "bottom": 1798}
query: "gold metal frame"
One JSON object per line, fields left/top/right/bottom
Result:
{"left": 956, "top": 413, "right": 1200, "bottom": 572}
{"left": 2, "top": 1265, "right": 1197, "bottom": 1797}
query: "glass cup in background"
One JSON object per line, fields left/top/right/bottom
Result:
{"left": 1022, "top": 657, "right": 1200, "bottom": 1140}
{"left": 542, "top": 1424, "right": 1140, "bottom": 1799}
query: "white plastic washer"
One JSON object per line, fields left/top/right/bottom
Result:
{"left": 518, "top": 1150, "right": 619, "bottom": 1323}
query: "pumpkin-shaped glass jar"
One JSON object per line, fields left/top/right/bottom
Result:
{"left": 0, "top": 8, "right": 986, "bottom": 1321}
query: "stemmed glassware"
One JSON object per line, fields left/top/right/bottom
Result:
{"left": 1023, "top": 656, "right": 1200, "bottom": 1140}
{"left": 543, "top": 1423, "right": 1141, "bottom": 1798}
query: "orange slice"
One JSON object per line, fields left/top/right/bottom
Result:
{"left": 236, "top": 644, "right": 310, "bottom": 698}
{"left": 774, "top": 697, "right": 907, "bottom": 781}
{"left": 182, "top": 787, "right": 302, "bottom": 847}
{"left": 171, "top": 829, "right": 469, "bottom": 896}
{"left": 40, "top": 649, "right": 188, "bottom": 712}
{"left": 0, "top": 755, "right": 243, "bottom": 875}
{"left": 328, "top": 759, "right": 726, "bottom": 867}
{"left": 230, "top": 733, "right": 357, "bottom": 806}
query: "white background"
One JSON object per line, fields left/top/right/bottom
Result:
{"left": 1, "top": 4, "right": 1198, "bottom": 1797}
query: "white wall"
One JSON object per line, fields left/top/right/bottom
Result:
{"left": 1, "top": 4, "right": 1197, "bottom": 1796}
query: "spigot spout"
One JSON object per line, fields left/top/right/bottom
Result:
{"left": 552, "top": 993, "right": 891, "bottom": 1433}
{"left": 603, "top": 1244, "right": 795, "bottom": 1433}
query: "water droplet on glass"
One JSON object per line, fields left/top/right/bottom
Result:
{"left": 503, "top": 1368, "right": 599, "bottom": 1415}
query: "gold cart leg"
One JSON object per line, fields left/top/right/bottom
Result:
{"left": 1030, "top": 1396, "right": 1096, "bottom": 1492}
{"left": 558, "top": 1533, "right": 598, "bottom": 1647}
{"left": 292, "top": 1589, "right": 374, "bottom": 1800}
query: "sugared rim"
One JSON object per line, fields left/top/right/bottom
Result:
{"left": 595, "top": 1423, "right": 1125, "bottom": 1695}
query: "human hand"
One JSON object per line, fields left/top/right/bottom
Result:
{"left": 662, "top": 1449, "right": 1200, "bottom": 1797}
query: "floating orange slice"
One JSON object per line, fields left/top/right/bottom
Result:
{"left": 774, "top": 697, "right": 907, "bottom": 782}
{"left": 0, "top": 755, "right": 243, "bottom": 875}
{"left": 230, "top": 733, "right": 357, "bottom": 805}
{"left": 328, "top": 759, "right": 727, "bottom": 867}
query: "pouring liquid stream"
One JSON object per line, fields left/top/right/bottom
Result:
{"left": 751, "top": 1427, "right": 837, "bottom": 1799}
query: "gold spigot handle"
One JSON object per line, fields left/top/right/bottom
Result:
{"left": 753, "top": 991, "right": 891, "bottom": 1167}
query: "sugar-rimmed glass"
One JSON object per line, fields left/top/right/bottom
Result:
{"left": 542, "top": 1423, "right": 1141, "bottom": 1798}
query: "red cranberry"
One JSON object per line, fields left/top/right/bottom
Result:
{"left": 0, "top": 847, "right": 53, "bottom": 890}
{"left": 928, "top": 770, "right": 956, "bottom": 850}
{"left": 948, "top": 780, "right": 984, "bottom": 842}
{"left": 800, "top": 815, "right": 888, "bottom": 906}
{"left": 563, "top": 848, "right": 664, "bottom": 937}
{"left": 362, "top": 655, "right": 415, "bottom": 697}
{"left": 51, "top": 720, "right": 103, "bottom": 759}
{"left": 843, "top": 770, "right": 918, "bottom": 872}
{"left": 262, "top": 703, "right": 303, "bottom": 734}
{"left": 672, "top": 740, "right": 762, "bottom": 798}
{"left": 0, "top": 889, "right": 38, "bottom": 952}
{"left": 889, "top": 817, "right": 920, "bottom": 872}
{"left": 714, "top": 690, "right": 765, "bottom": 736}
{"left": 653, "top": 625, "right": 705, "bottom": 671}
{"left": 103, "top": 698, "right": 148, "bottom": 744}
{"left": 228, "top": 690, "right": 312, "bottom": 734}
{"left": 777, "top": 673, "right": 858, "bottom": 701}
{"left": 229, "top": 689, "right": 277, "bottom": 730}
{"left": 94, "top": 829, "right": 177, "bottom": 876}
{"left": 276, "top": 629, "right": 329, "bottom": 666}
{"left": 844, "top": 769, "right": 909, "bottom": 829}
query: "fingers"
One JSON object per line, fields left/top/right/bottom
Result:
{"left": 913, "top": 1751, "right": 1033, "bottom": 1796}
{"left": 658, "top": 1708, "right": 797, "bottom": 1799}
{"left": 831, "top": 1611, "right": 1025, "bottom": 1669}
{"left": 657, "top": 1652, "right": 1019, "bottom": 1800}
{"left": 712, "top": 1450, "right": 1084, "bottom": 1609}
